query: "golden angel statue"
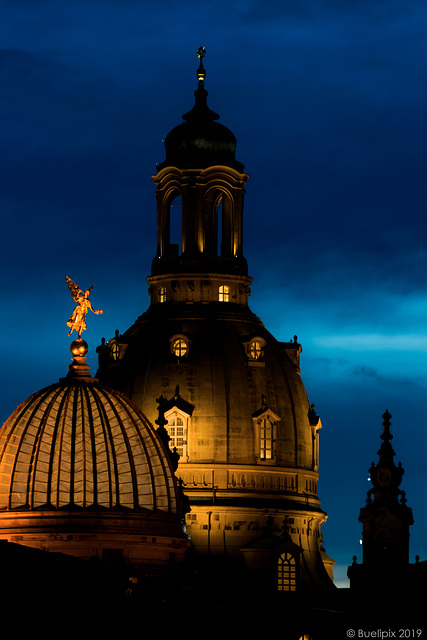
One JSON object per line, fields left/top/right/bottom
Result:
{"left": 66, "top": 276, "right": 103, "bottom": 338}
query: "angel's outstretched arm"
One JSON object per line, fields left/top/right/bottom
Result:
{"left": 87, "top": 300, "right": 103, "bottom": 315}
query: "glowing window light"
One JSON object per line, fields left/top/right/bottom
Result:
{"left": 277, "top": 552, "right": 297, "bottom": 591}
{"left": 249, "top": 340, "right": 263, "bottom": 360}
{"left": 166, "top": 412, "right": 187, "bottom": 458}
{"left": 219, "top": 285, "right": 230, "bottom": 302}
{"left": 260, "top": 418, "right": 273, "bottom": 460}
{"left": 159, "top": 287, "right": 167, "bottom": 303}
{"left": 172, "top": 338, "right": 188, "bottom": 358}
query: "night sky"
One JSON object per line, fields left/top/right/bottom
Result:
{"left": 1, "top": 1, "right": 427, "bottom": 587}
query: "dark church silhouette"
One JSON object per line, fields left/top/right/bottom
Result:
{"left": 346, "top": 411, "right": 426, "bottom": 628}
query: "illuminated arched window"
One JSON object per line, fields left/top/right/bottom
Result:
{"left": 253, "top": 408, "right": 280, "bottom": 464}
{"left": 260, "top": 418, "right": 273, "bottom": 460}
{"left": 172, "top": 338, "right": 188, "bottom": 358}
{"left": 248, "top": 337, "right": 265, "bottom": 361}
{"left": 278, "top": 552, "right": 297, "bottom": 591}
{"left": 165, "top": 411, "right": 187, "bottom": 459}
{"left": 170, "top": 335, "right": 190, "bottom": 359}
{"left": 250, "top": 340, "right": 263, "bottom": 360}
{"left": 159, "top": 287, "right": 167, "bottom": 303}
{"left": 111, "top": 342, "right": 120, "bottom": 361}
{"left": 219, "top": 285, "right": 230, "bottom": 302}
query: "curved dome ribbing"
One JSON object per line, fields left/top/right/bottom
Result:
{"left": 0, "top": 379, "right": 178, "bottom": 513}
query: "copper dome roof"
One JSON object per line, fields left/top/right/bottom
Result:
{"left": 157, "top": 52, "right": 244, "bottom": 172}
{"left": 0, "top": 377, "right": 179, "bottom": 514}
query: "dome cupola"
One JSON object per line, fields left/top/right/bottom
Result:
{"left": 158, "top": 46, "right": 244, "bottom": 172}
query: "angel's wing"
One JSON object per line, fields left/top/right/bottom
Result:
{"left": 65, "top": 276, "right": 81, "bottom": 303}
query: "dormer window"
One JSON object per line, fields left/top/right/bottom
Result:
{"left": 260, "top": 418, "right": 273, "bottom": 460}
{"left": 159, "top": 287, "right": 167, "bottom": 303}
{"left": 246, "top": 337, "right": 266, "bottom": 362}
{"left": 250, "top": 340, "right": 262, "bottom": 360}
{"left": 252, "top": 403, "right": 281, "bottom": 464}
{"left": 164, "top": 411, "right": 188, "bottom": 459}
{"left": 248, "top": 338, "right": 265, "bottom": 361}
{"left": 170, "top": 334, "right": 190, "bottom": 359}
{"left": 111, "top": 342, "right": 120, "bottom": 361}
{"left": 219, "top": 285, "right": 230, "bottom": 302}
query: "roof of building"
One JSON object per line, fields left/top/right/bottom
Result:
{"left": 0, "top": 339, "right": 180, "bottom": 515}
{"left": 157, "top": 49, "right": 244, "bottom": 172}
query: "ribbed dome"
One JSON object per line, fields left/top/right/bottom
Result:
{"left": 0, "top": 377, "right": 179, "bottom": 514}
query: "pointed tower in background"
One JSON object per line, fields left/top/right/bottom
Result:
{"left": 97, "top": 48, "right": 334, "bottom": 594}
{"left": 360, "top": 410, "right": 413, "bottom": 568}
{"left": 347, "top": 410, "right": 426, "bottom": 594}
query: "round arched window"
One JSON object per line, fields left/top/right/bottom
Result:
{"left": 277, "top": 552, "right": 297, "bottom": 591}
{"left": 248, "top": 337, "right": 265, "bottom": 361}
{"left": 170, "top": 337, "right": 189, "bottom": 358}
{"left": 165, "top": 411, "right": 188, "bottom": 458}
{"left": 249, "top": 340, "right": 263, "bottom": 360}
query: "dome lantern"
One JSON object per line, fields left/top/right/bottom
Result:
{"left": 158, "top": 46, "right": 243, "bottom": 172}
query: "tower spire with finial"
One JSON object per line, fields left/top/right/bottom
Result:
{"left": 348, "top": 410, "right": 415, "bottom": 591}
{"left": 182, "top": 45, "right": 219, "bottom": 123}
{"left": 380, "top": 408, "right": 393, "bottom": 444}
{"left": 196, "top": 45, "right": 206, "bottom": 85}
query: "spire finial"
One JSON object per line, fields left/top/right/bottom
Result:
{"left": 196, "top": 45, "right": 206, "bottom": 85}
{"left": 381, "top": 409, "right": 393, "bottom": 443}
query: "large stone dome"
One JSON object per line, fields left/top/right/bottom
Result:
{"left": 100, "top": 302, "right": 334, "bottom": 591}
{"left": 105, "top": 303, "right": 315, "bottom": 474}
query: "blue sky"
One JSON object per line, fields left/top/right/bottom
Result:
{"left": 1, "top": 0, "right": 427, "bottom": 587}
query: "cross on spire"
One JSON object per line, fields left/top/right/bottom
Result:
{"left": 196, "top": 45, "right": 206, "bottom": 84}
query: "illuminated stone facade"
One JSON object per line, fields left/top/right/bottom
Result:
{"left": 97, "top": 53, "right": 335, "bottom": 593}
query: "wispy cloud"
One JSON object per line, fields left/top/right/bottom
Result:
{"left": 313, "top": 333, "right": 427, "bottom": 351}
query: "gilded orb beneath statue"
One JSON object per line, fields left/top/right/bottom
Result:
{"left": 70, "top": 338, "right": 88, "bottom": 357}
